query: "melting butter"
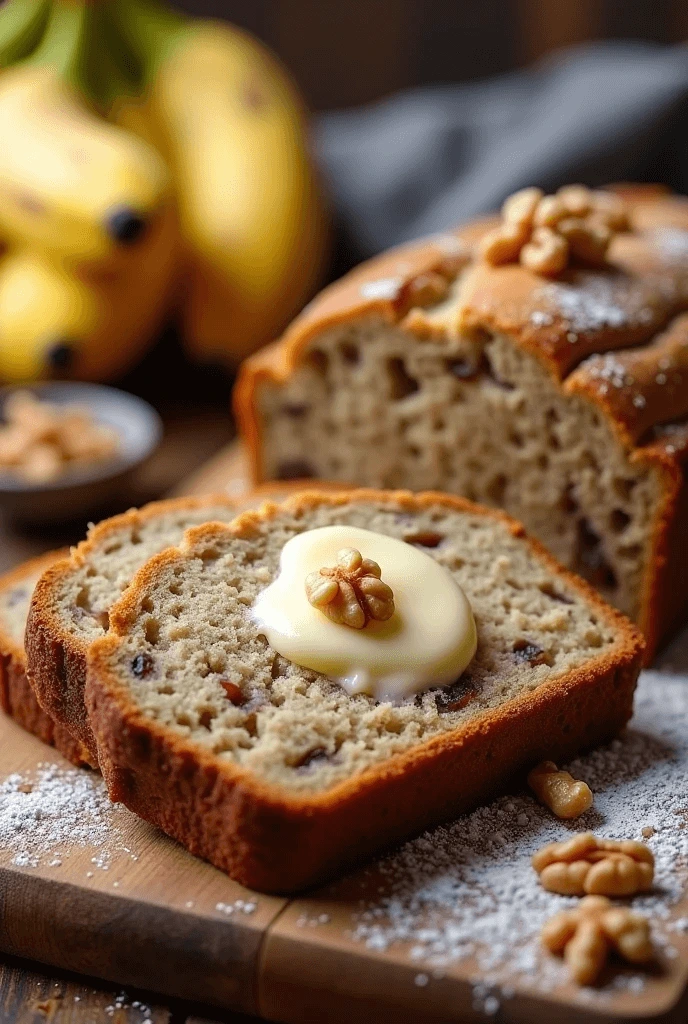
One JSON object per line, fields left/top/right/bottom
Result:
{"left": 251, "top": 525, "right": 477, "bottom": 703}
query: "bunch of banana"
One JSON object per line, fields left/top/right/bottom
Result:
{"left": 0, "top": 0, "right": 327, "bottom": 382}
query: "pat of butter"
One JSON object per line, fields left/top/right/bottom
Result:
{"left": 251, "top": 525, "right": 477, "bottom": 703}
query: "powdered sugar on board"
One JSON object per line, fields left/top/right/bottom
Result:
{"left": 344, "top": 649, "right": 688, "bottom": 1003}
{"left": 0, "top": 763, "right": 138, "bottom": 872}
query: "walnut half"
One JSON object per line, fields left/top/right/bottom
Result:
{"left": 305, "top": 547, "right": 395, "bottom": 629}
{"left": 542, "top": 894, "right": 653, "bottom": 986}
{"left": 532, "top": 832, "right": 654, "bottom": 897}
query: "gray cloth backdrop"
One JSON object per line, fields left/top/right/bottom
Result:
{"left": 316, "top": 41, "right": 688, "bottom": 261}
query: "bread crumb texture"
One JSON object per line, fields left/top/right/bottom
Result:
{"left": 99, "top": 498, "right": 622, "bottom": 794}
{"left": 49, "top": 504, "right": 239, "bottom": 645}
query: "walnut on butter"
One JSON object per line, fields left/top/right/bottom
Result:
{"left": 527, "top": 760, "right": 593, "bottom": 819}
{"left": 532, "top": 832, "right": 654, "bottom": 897}
{"left": 479, "top": 184, "right": 629, "bottom": 277}
{"left": 305, "top": 547, "right": 395, "bottom": 629}
{"left": 542, "top": 894, "right": 653, "bottom": 986}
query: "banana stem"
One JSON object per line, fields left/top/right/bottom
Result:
{"left": 108, "top": 0, "right": 188, "bottom": 86}
{"left": 0, "top": 0, "right": 186, "bottom": 109}
{"left": 0, "top": 0, "right": 50, "bottom": 68}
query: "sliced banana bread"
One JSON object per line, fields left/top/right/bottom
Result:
{"left": 86, "top": 489, "right": 643, "bottom": 893}
{"left": 26, "top": 496, "right": 240, "bottom": 766}
{"left": 234, "top": 185, "right": 688, "bottom": 660}
{"left": 0, "top": 551, "right": 91, "bottom": 766}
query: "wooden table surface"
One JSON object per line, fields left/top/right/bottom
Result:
{"left": 0, "top": 953, "right": 256, "bottom": 1023}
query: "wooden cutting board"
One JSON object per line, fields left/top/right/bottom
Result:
{"left": 0, "top": 442, "right": 687, "bottom": 1024}
{"left": 3, "top": 708, "right": 688, "bottom": 1024}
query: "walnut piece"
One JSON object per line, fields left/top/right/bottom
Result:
{"left": 527, "top": 760, "right": 593, "bottom": 819}
{"left": 0, "top": 390, "right": 120, "bottom": 484}
{"left": 541, "top": 894, "right": 653, "bottom": 985}
{"left": 305, "top": 547, "right": 395, "bottom": 629}
{"left": 479, "top": 184, "right": 629, "bottom": 277}
{"left": 532, "top": 832, "right": 654, "bottom": 896}
{"left": 520, "top": 226, "right": 569, "bottom": 276}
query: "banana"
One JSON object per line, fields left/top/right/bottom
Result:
{"left": 117, "top": 16, "right": 328, "bottom": 364}
{"left": 0, "top": 249, "right": 100, "bottom": 381}
{"left": 0, "top": 63, "right": 171, "bottom": 265}
{"left": 0, "top": 197, "right": 178, "bottom": 383}
{"left": 0, "top": 0, "right": 327, "bottom": 380}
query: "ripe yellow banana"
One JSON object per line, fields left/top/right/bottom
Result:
{"left": 0, "top": 198, "right": 178, "bottom": 383}
{"left": 118, "top": 19, "right": 328, "bottom": 364}
{"left": 0, "top": 63, "right": 171, "bottom": 266}
{"left": 0, "top": 250, "right": 96, "bottom": 381}
{"left": 0, "top": 0, "right": 327, "bottom": 380}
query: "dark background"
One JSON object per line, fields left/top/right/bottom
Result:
{"left": 172, "top": 0, "right": 687, "bottom": 111}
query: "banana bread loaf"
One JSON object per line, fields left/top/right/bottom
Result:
{"left": 234, "top": 185, "right": 688, "bottom": 661}
{"left": 85, "top": 489, "right": 642, "bottom": 893}
{"left": 0, "top": 550, "right": 91, "bottom": 765}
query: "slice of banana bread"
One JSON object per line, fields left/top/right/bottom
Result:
{"left": 86, "top": 489, "right": 643, "bottom": 893}
{"left": 234, "top": 186, "right": 688, "bottom": 661}
{"left": 0, "top": 551, "right": 91, "bottom": 766}
{"left": 26, "top": 497, "right": 240, "bottom": 766}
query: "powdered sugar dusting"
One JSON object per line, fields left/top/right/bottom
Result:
{"left": 532, "top": 275, "right": 655, "bottom": 337}
{"left": 583, "top": 353, "right": 631, "bottom": 391}
{"left": 347, "top": 661, "right": 688, "bottom": 1001}
{"left": 649, "top": 227, "right": 688, "bottom": 264}
{"left": 430, "top": 234, "right": 470, "bottom": 257}
{"left": 360, "top": 277, "right": 403, "bottom": 301}
{"left": 216, "top": 898, "right": 257, "bottom": 916}
{"left": 104, "top": 992, "right": 153, "bottom": 1020}
{"left": 0, "top": 763, "right": 137, "bottom": 871}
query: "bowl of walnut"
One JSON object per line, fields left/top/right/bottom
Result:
{"left": 0, "top": 383, "right": 162, "bottom": 523}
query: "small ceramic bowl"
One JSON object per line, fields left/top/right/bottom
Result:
{"left": 0, "top": 382, "right": 162, "bottom": 524}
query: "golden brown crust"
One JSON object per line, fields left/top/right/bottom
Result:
{"left": 25, "top": 495, "right": 240, "bottom": 766}
{"left": 0, "top": 551, "right": 92, "bottom": 767}
{"left": 233, "top": 188, "right": 688, "bottom": 661}
{"left": 566, "top": 313, "right": 688, "bottom": 447}
{"left": 86, "top": 488, "right": 644, "bottom": 894}
{"left": 456, "top": 246, "right": 675, "bottom": 379}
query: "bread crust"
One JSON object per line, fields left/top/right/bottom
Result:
{"left": 25, "top": 496, "right": 241, "bottom": 766}
{"left": 86, "top": 488, "right": 644, "bottom": 894}
{"left": 0, "top": 551, "right": 92, "bottom": 767}
{"left": 234, "top": 189, "right": 688, "bottom": 662}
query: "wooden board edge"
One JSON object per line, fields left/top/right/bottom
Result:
{"left": 256, "top": 910, "right": 688, "bottom": 1024}
{"left": 0, "top": 865, "right": 272, "bottom": 1015}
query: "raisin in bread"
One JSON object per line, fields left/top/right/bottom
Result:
{"left": 26, "top": 496, "right": 241, "bottom": 767}
{"left": 235, "top": 186, "right": 688, "bottom": 661}
{"left": 85, "top": 489, "right": 642, "bottom": 893}
{"left": 0, "top": 551, "right": 91, "bottom": 766}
